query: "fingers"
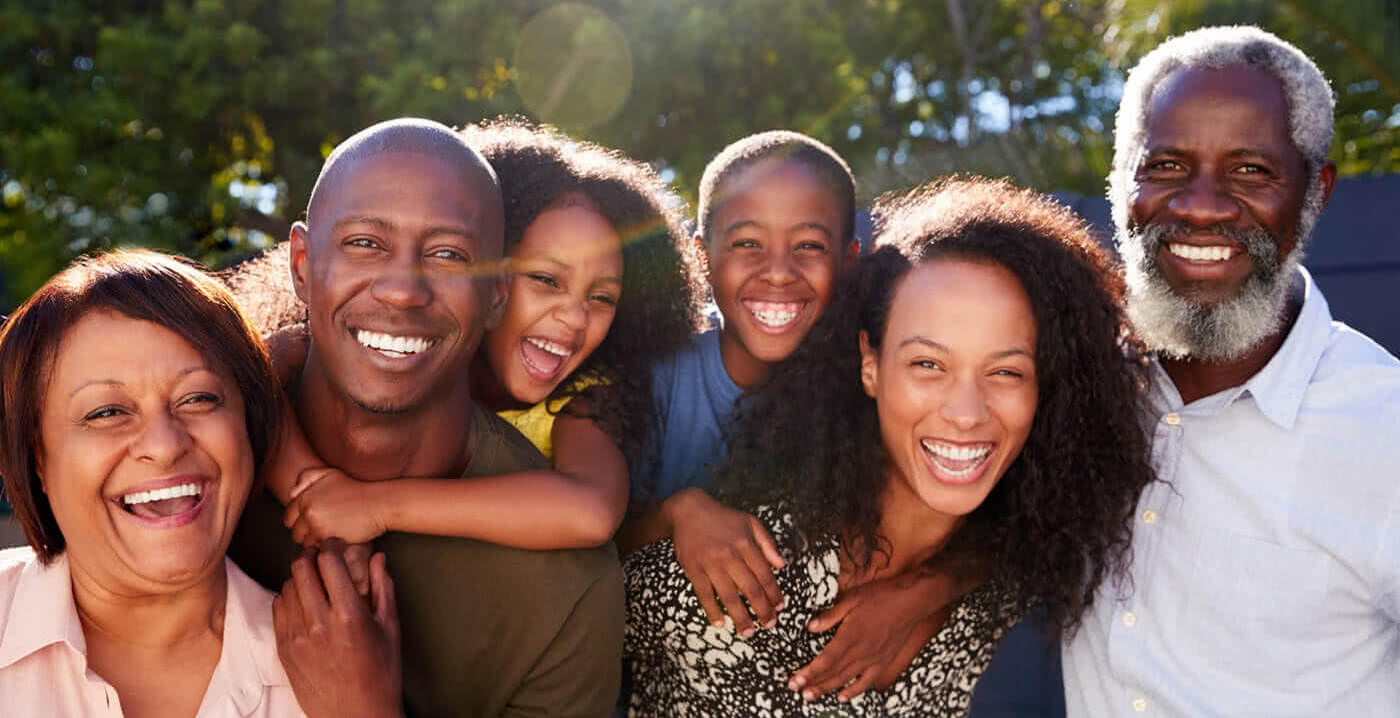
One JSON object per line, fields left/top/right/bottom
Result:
{"left": 794, "top": 647, "right": 868, "bottom": 702}
{"left": 289, "top": 547, "right": 330, "bottom": 628}
{"left": 369, "top": 552, "right": 399, "bottom": 645}
{"left": 837, "top": 668, "right": 879, "bottom": 703}
{"left": 681, "top": 564, "right": 727, "bottom": 629}
{"left": 750, "top": 520, "right": 786, "bottom": 569}
{"left": 807, "top": 596, "right": 856, "bottom": 634}
{"left": 283, "top": 496, "right": 304, "bottom": 530}
{"left": 289, "top": 467, "right": 328, "bottom": 501}
{"left": 710, "top": 570, "right": 757, "bottom": 638}
{"left": 732, "top": 548, "right": 780, "bottom": 630}
{"left": 315, "top": 539, "right": 368, "bottom": 619}
{"left": 344, "top": 543, "right": 373, "bottom": 597}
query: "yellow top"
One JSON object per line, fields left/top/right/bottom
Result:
{"left": 495, "top": 376, "right": 603, "bottom": 461}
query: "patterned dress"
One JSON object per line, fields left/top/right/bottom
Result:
{"left": 623, "top": 506, "right": 1024, "bottom": 717}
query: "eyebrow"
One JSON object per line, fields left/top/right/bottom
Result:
{"left": 1146, "top": 146, "right": 1280, "bottom": 163}
{"left": 898, "top": 336, "right": 1032, "bottom": 360}
{"left": 68, "top": 366, "right": 214, "bottom": 400}
{"left": 722, "top": 219, "right": 834, "bottom": 239}
{"left": 331, "top": 215, "right": 477, "bottom": 241}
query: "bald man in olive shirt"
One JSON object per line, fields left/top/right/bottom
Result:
{"left": 229, "top": 118, "right": 623, "bottom": 718}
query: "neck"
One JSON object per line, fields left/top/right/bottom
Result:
{"left": 69, "top": 556, "right": 226, "bottom": 653}
{"left": 1162, "top": 291, "right": 1303, "bottom": 405}
{"left": 855, "top": 470, "right": 964, "bottom": 579}
{"left": 468, "top": 351, "right": 522, "bottom": 412}
{"left": 717, "top": 330, "right": 772, "bottom": 389}
{"left": 296, "top": 346, "right": 477, "bottom": 480}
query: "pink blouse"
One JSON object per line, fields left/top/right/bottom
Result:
{"left": 0, "top": 547, "right": 306, "bottom": 717}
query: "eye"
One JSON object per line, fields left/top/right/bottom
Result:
{"left": 526, "top": 272, "right": 560, "bottom": 289}
{"left": 1143, "top": 159, "right": 1184, "bottom": 173}
{"left": 428, "top": 247, "right": 470, "bottom": 262}
{"left": 991, "top": 368, "right": 1025, "bottom": 379}
{"left": 1233, "top": 163, "right": 1271, "bottom": 176}
{"left": 795, "top": 240, "right": 829, "bottom": 253}
{"left": 82, "top": 405, "right": 127, "bottom": 422}
{"left": 589, "top": 292, "right": 619, "bottom": 307}
{"left": 344, "top": 236, "right": 379, "bottom": 249}
{"left": 911, "top": 359, "right": 942, "bottom": 371}
{"left": 730, "top": 238, "right": 760, "bottom": 250}
{"left": 180, "top": 392, "right": 221, "bottom": 407}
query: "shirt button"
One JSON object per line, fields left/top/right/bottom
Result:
{"left": 1162, "top": 413, "right": 1181, "bottom": 426}
{"left": 1122, "top": 612, "right": 1138, "bottom": 627}
{"left": 1133, "top": 697, "right": 1148, "bottom": 712}
{"left": 1142, "top": 510, "right": 1158, "bottom": 524}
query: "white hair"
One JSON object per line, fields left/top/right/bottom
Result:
{"left": 1108, "top": 26, "right": 1335, "bottom": 237}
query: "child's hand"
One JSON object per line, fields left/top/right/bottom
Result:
{"left": 284, "top": 468, "right": 389, "bottom": 546}
{"left": 787, "top": 571, "right": 955, "bottom": 702}
{"left": 666, "top": 488, "right": 786, "bottom": 638}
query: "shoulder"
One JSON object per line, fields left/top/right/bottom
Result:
{"left": 0, "top": 547, "right": 36, "bottom": 626}
{"left": 468, "top": 403, "right": 551, "bottom": 474}
{"left": 1307, "top": 322, "right": 1400, "bottom": 431}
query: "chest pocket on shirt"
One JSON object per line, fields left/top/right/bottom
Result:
{"left": 1182, "top": 529, "right": 1335, "bottom": 679}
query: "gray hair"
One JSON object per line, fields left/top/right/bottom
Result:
{"left": 1108, "top": 26, "right": 1335, "bottom": 237}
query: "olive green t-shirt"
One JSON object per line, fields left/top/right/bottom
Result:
{"left": 229, "top": 403, "right": 624, "bottom": 718}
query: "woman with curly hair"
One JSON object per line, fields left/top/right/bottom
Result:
{"left": 233, "top": 118, "right": 702, "bottom": 551}
{"left": 622, "top": 177, "right": 1155, "bottom": 716}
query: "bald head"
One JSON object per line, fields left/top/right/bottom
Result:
{"left": 307, "top": 118, "right": 503, "bottom": 238}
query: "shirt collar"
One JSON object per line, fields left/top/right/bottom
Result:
{"left": 207, "top": 558, "right": 291, "bottom": 715}
{"left": 1239, "top": 266, "right": 1333, "bottom": 430}
{"left": 0, "top": 550, "right": 87, "bottom": 670}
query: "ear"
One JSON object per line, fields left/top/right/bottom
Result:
{"left": 859, "top": 330, "right": 878, "bottom": 399}
{"left": 1316, "top": 161, "right": 1338, "bottom": 209}
{"left": 289, "top": 221, "right": 312, "bottom": 304}
{"left": 844, "top": 237, "right": 860, "bottom": 264}
{"left": 693, "top": 232, "right": 711, "bottom": 273}
{"left": 484, "top": 264, "right": 509, "bottom": 330}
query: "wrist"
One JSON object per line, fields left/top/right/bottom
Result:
{"left": 368, "top": 479, "right": 397, "bottom": 535}
{"left": 659, "top": 488, "right": 704, "bottom": 530}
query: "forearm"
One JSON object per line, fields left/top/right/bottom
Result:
{"left": 381, "top": 471, "right": 625, "bottom": 549}
{"left": 614, "top": 487, "right": 702, "bottom": 555}
{"left": 264, "top": 396, "right": 324, "bottom": 504}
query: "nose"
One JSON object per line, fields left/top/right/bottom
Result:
{"left": 759, "top": 247, "right": 799, "bottom": 286}
{"left": 939, "top": 377, "right": 990, "bottom": 432}
{"left": 131, "top": 410, "right": 193, "bottom": 467}
{"left": 1167, "top": 171, "right": 1241, "bottom": 228}
{"left": 553, "top": 295, "right": 589, "bottom": 334}
{"left": 370, "top": 264, "right": 433, "bottom": 309}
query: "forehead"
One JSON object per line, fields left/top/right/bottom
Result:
{"left": 309, "top": 151, "right": 500, "bottom": 248}
{"left": 886, "top": 259, "right": 1036, "bottom": 343}
{"left": 515, "top": 204, "right": 622, "bottom": 261}
{"left": 1144, "top": 65, "right": 1295, "bottom": 153}
{"left": 49, "top": 311, "right": 207, "bottom": 386}
{"left": 714, "top": 160, "right": 844, "bottom": 222}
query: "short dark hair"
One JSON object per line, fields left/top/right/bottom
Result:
{"left": 696, "top": 130, "right": 857, "bottom": 245}
{"left": 0, "top": 250, "right": 281, "bottom": 562}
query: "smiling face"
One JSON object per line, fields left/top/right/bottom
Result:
{"left": 705, "top": 159, "right": 849, "bottom": 386}
{"left": 291, "top": 151, "right": 506, "bottom": 414}
{"left": 482, "top": 201, "right": 624, "bottom": 406}
{"left": 38, "top": 311, "right": 254, "bottom": 589}
{"left": 861, "top": 259, "right": 1038, "bottom": 522}
{"left": 1121, "top": 64, "right": 1324, "bottom": 360}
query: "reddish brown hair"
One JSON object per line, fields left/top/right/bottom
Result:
{"left": 0, "top": 250, "right": 281, "bottom": 562}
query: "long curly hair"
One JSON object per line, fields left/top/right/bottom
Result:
{"left": 457, "top": 118, "right": 703, "bottom": 465}
{"left": 714, "top": 177, "right": 1154, "bottom": 636}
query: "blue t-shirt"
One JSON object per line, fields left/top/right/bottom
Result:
{"left": 634, "top": 329, "right": 744, "bottom": 504}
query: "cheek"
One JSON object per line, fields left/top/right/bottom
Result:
{"left": 582, "top": 308, "right": 616, "bottom": 355}
{"left": 994, "top": 386, "right": 1038, "bottom": 448}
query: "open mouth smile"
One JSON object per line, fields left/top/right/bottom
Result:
{"left": 920, "top": 439, "right": 995, "bottom": 485}
{"left": 354, "top": 329, "right": 440, "bottom": 359}
{"left": 742, "top": 300, "right": 807, "bottom": 332}
{"left": 520, "top": 336, "right": 576, "bottom": 382}
{"left": 114, "top": 478, "right": 210, "bottom": 527}
{"left": 1165, "top": 242, "right": 1243, "bottom": 264}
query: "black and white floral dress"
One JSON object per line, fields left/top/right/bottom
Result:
{"left": 623, "top": 505, "right": 1024, "bottom": 717}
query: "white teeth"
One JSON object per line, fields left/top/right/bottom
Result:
{"left": 746, "top": 301, "right": 801, "bottom": 328}
{"left": 355, "top": 330, "right": 434, "bottom": 356}
{"left": 1168, "top": 244, "right": 1234, "bottom": 262}
{"left": 920, "top": 440, "right": 992, "bottom": 462}
{"left": 123, "top": 482, "right": 200, "bottom": 506}
{"left": 525, "top": 337, "right": 572, "bottom": 357}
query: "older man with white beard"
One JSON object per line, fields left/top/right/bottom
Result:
{"left": 1061, "top": 26, "right": 1400, "bottom": 717}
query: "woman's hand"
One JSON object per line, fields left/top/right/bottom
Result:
{"left": 283, "top": 468, "right": 389, "bottom": 546}
{"left": 666, "top": 488, "right": 786, "bottom": 638}
{"left": 274, "top": 540, "right": 403, "bottom": 718}
{"left": 788, "top": 571, "right": 958, "bottom": 702}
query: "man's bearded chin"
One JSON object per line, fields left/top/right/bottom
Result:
{"left": 1118, "top": 186, "right": 1323, "bottom": 363}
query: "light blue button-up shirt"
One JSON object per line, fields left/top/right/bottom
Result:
{"left": 1063, "top": 267, "right": 1400, "bottom": 717}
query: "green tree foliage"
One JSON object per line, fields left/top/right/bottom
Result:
{"left": 2, "top": 0, "right": 1397, "bottom": 308}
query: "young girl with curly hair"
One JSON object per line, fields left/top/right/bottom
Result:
{"left": 622, "top": 178, "right": 1155, "bottom": 716}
